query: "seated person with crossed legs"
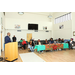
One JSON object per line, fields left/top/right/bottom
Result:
{"left": 22, "top": 39, "right": 27, "bottom": 50}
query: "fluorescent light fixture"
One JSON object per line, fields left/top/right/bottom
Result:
{"left": 18, "top": 12, "right": 24, "bottom": 15}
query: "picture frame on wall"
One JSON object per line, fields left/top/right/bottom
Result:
{"left": 73, "top": 31, "right": 75, "bottom": 36}
{"left": 59, "top": 25, "right": 64, "bottom": 29}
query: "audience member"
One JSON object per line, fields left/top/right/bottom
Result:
{"left": 20, "top": 38, "right": 23, "bottom": 43}
{"left": 22, "top": 39, "right": 27, "bottom": 50}
{"left": 5, "top": 32, "right": 11, "bottom": 44}
{"left": 61, "top": 39, "right": 64, "bottom": 43}
{"left": 69, "top": 38, "right": 74, "bottom": 49}
{"left": 29, "top": 40, "right": 34, "bottom": 52}
{"left": 49, "top": 38, "right": 54, "bottom": 44}
{"left": 56, "top": 39, "right": 59, "bottom": 43}
{"left": 37, "top": 39, "right": 41, "bottom": 45}
{"left": 58, "top": 38, "right": 62, "bottom": 43}
{"left": 44, "top": 39, "right": 49, "bottom": 44}
{"left": 12, "top": 35, "right": 17, "bottom": 42}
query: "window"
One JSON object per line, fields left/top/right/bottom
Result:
{"left": 65, "top": 14, "right": 68, "bottom": 21}
{"left": 54, "top": 12, "right": 71, "bottom": 24}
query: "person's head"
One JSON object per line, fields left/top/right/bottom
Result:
{"left": 21, "top": 38, "right": 22, "bottom": 40}
{"left": 38, "top": 39, "right": 40, "bottom": 42}
{"left": 14, "top": 35, "right": 15, "bottom": 37}
{"left": 71, "top": 38, "right": 73, "bottom": 41}
{"left": 58, "top": 38, "right": 61, "bottom": 41}
{"left": 51, "top": 38, "right": 53, "bottom": 41}
{"left": 45, "top": 39, "right": 47, "bottom": 41}
{"left": 7, "top": 32, "right": 10, "bottom": 36}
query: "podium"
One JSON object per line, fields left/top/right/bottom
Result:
{"left": 5, "top": 42, "right": 18, "bottom": 61}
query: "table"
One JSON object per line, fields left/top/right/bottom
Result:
{"left": 34, "top": 45, "right": 45, "bottom": 52}
{"left": 62, "top": 43, "right": 69, "bottom": 49}
{"left": 44, "top": 43, "right": 63, "bottom": 50}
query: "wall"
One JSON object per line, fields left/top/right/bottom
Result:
{"left": 52, "top": 12, "right": 72, "bottom": 39}
{"left": 0, "top": 12, "right": 5, "bottom": 55}
{"left": 72, "top": 12, "right": 75, "bottom": 41}
{"left": 5, "top": 12, "right": 52, "bottom": 41}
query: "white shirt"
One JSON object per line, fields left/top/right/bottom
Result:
{"left": 70, "top": 41, "right": 72, "bottom": 44}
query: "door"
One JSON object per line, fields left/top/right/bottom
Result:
{"left": 27, "top": 33, "right": 32, "bottom": 42}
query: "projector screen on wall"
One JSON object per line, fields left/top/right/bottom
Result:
{"left": 28, "top": 24, "right": 38, "bottom": 30}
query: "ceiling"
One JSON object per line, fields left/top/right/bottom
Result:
{"left": 24, "top": 12, "right": 54, "bottom": 16}
{"left": 5, "top": 12, "right": 55, "bottom": 16}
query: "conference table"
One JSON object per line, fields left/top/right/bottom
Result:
{"left": 34, "top": 43, "right": 69, "bottom": 52}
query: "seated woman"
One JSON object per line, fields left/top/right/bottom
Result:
{"left": 29, "top": 40, "right": 34, "bottom": 52}
{"left": 61, "top": 39, "right": 64, "bottom": 43}
{"left": 49, "top": 38, "right": 54, "bottom": 44}
{"left": 56, "top": 39, "right": 59, "bottom": 43}
{"left": 22, "top": 39, "right": 27, "bottom": 50}
{"left": 69, "top": 38, "right": 74, "bottom": 49}
{"left": 58, "top": 38, "right": 62, "bottom": 43}
{"left": 20, "top": 38, "right": 23, "bottom": 43}
{"left": 37, "top": 39, "right": 43, "bottom": 53}
{"left": 44, "top": 39, "right": 49, "bottom": 44}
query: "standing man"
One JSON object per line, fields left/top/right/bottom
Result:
{"left": 5, "top": 32, "right": 11, "bottom": 44}
{"left": 12, "top": 35, "right": 17, "bottom": 42}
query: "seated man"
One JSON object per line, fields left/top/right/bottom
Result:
{"left": 22, "top": 39, "right": 27, "bottom": 50}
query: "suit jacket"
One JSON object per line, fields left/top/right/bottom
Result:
{"left": 12, "top": 37, "right": 16, "bottom": 42}
{"left": 5, "top": 36, "right": 11, "bottom": 44}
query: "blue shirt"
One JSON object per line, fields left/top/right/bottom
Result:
{"left": 5, "top": 36, "right": 11, "bottom": 44}
{"left": 49, "top": 40, "right": 54, "bottom": 44}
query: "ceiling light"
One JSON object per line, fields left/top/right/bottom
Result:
{"left": 48, "top": 15, "right": 52, "bottom": 18}
{"left": 18, "top": 12, "right": 24, "bottom": 15}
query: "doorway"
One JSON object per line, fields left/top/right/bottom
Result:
{"left": 27, "top": 33, "right": 32, "bottom": 42}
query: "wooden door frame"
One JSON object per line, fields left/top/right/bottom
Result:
{"left": 27, "top": 33, "right": 32, "bottom": 42}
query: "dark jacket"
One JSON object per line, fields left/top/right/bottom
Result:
{"left": 5, "top": 36, "right": 11, "bottom": 44}
{"left": 49, "top": 40, "right": 54, "bottom": 44}
{"left": 44, "top": 41, "right": 49, "bottom": 44}
{"left": 12, "top": 37, "right": 16, "bottom": 42}
{"left": 29, "top": 40, "right": 34, "bottom": 46}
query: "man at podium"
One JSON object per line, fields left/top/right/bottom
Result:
{"left": 5, "top": 32, "right": 11, "bottom": 44}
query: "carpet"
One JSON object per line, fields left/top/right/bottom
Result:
{"left": 19, "top": 52, "right": 45, "bottom": 62}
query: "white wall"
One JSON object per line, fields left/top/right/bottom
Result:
{"left": 0, "top": 25, "right": 1, "bottom": 56}
{"left": 52, "top": 12, "right": 72, "bottom": 39}
{"left": 5, "top": 12, "right": 52, "bottom": 41}
{"left": 72, "top": 12, "right": 75, "bottom": 41}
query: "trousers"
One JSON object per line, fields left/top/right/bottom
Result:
{"left": 30, "top": 46, "right": 34, "bottom": 52}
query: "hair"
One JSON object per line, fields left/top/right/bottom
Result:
{"left": 7, "top": 32, "right": 10, "bottom": 35}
